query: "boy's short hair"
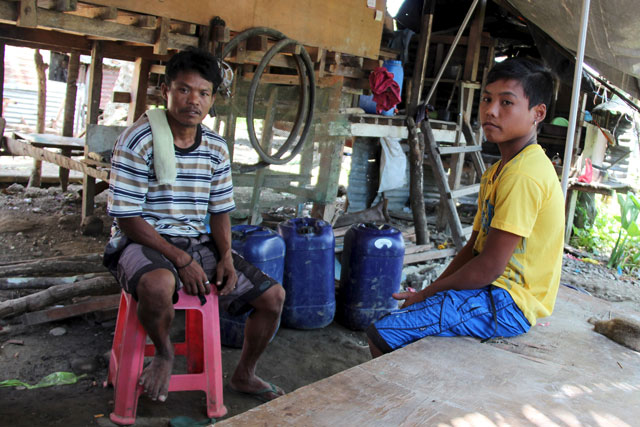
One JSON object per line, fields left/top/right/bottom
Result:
{"left": 164, "top": 48, "right": 223, "bottom": 92}
{"left": 486, "top": 57, "right": 555, "bottom": 109}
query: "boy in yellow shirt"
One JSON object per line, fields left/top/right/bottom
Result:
{"left": 367, "top": 57, "right": 564, "bottom": 356}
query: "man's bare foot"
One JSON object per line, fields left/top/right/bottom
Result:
{"left": 229, "top": 374, "right": 285, "bottom": 402}
{"left": 139, "top": 353, "right": 174, "bottom": 402}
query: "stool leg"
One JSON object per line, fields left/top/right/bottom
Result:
{"left": 202, "top": 294, "right": 227, "bottom": 418}
{"left": 105, "top": 292, "right": 127, "bottom": 388}
{"left": 186, "top": 309, "right": 204, "bottom": 373}
{"left": 110, "top": 297, "right": 147, "bottom": 426}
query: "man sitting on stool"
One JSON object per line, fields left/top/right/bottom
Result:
{"left": 104, "top": 48, "right": 285, "bottom": 403}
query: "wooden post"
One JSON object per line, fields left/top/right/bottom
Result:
{"left": 0, "top": 43, "right": 4, "bottom": 117}
{"left": 127, "top": 57, "right": 151, "bottom": 124}
{"left": 28, "top": 49, "right": 47, "bottom": 189}
{"left": 407, "top": 118, "right": 429, "bottom": 244}
{"left": 249, "top": 87, "right": 278, "bottom": 225}
{"left": 82, "top": 41, "right": 103, "bottom": 221}
{"left": 311, "top": 76, "right": 345, "bottom": 222}
{"left": 223, "top": 76, "right": 238, "bottom": 160}
{"left": 422, "top": 120, "right": 465, "bottom": 251}
{"left": 60, "top": 51, "right": 80, "bottom": 191}
{"left": 405, "top": 0, "right": 435, "bottom": 245}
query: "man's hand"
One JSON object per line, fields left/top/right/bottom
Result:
{"left": 176, "top": 253, "right": 210, "bottom": 296}
{"left": 215, "top": 251, "right": 238, "bottom": 296}
{"left": 392, "top": 289, "right": 427, "bottom": 309}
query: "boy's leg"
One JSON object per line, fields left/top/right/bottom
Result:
{"left": 366, "top": 286, "right": 530, "bottom": 356}
{"left": 116, "top": 242, "right": 181, "bottom": 402}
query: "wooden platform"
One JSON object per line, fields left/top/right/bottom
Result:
{"left": 220, "top": 287, "right": 640, "bottom": 426}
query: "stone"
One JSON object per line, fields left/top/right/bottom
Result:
{"left": 6, "top": 183, "right": 25, "bottom": 194}
{"left": 49, "top": 327, "right": 67, "bottom": 336}
{"left": 81, "top": 215, "right": 104, "bottom": 236}
{"left": 71, "top": 356, "right": 100, "bottom": 374}
{"left": 58, "top": 214, "right": 80, "bottom": 230}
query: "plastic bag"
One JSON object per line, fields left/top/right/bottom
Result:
{"left": 378, "top": 137, "right": 407, "bottom": 193}
{"left": 0, "top": 371, "right": 86, "bottom": 389}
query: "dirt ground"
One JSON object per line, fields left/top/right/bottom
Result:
{"left": 0, "top": 182, "right": 639, "bottom": 426}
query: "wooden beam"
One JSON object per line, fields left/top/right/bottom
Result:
{"left": 66, "top": 5, "right": 117, "bottom": 20}
{"left": 128, "top": 57, "right": 151, "bottom": 124}
{"left": 20, "top": 294, "right": 120, "bottom": 326}
{"left": 154, "top": 16, "right": 169, "bottom": 55}
{"left": 83, "top": 40, "right": 103, "bottom": 221}
{"left": 0, "top": 42, "right": 4, "bottom": 117}
{"left": 17, "top": 0, "right": 37, "bottom": 27}
{"left": 0, "top": 0, "right": 197, "bottom": 50}
{"left": 4, "top": 137, "right": 109, "bottom": 181}
{"left": 170, "top": 21, "right": 196, "bottom": 35}
{"left": 60, "top": 50, "right": 80, "bottom": 191}
{"left": 111, "top": 91, "right": 130, "bottom": 103}
{"left": 403, "top": 247, "right": 456, "bottom": 265}
{"left": 114, "top": 12, "right": 157, "bottom": 28}
{"left": 28, "top": 49, "right": 47, "bottom": 188}
{"left": 54, "top": 0, "right": 77, "bottom": 12}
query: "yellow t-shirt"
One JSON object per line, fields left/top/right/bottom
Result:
{"left": 472, "top": 144, "right": 564, "bottom": 325}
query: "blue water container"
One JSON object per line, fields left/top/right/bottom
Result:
{"left": 277, "top": 218, "right": 335, "bottom": 329}
{"left": 219, "top": 225, "right": 285, "bottom": 348}
{"left": 338, "top": 223, "right": 405, "bottom": 330}
{"left": 381, "top": 60, "right": 404, "bottom": 116}
{"left": 358, "top": 60, "right": 404, "bottom": 116}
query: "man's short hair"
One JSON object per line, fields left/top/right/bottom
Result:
{"left": 164, "top": 48, "right": 223, "bottom": 92}
{"left": 486, "top": 57, "right": 555, "bottom": 109}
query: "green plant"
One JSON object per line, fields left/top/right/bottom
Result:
{"left": 607, "top": 191, "right": 640, "bottom": 269}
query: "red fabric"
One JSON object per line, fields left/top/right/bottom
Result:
{"left": 369, "top": 67, "right": 401, "bottom": 114}
{"left": 577, "top": 158, "right": 593, "bottom": 183}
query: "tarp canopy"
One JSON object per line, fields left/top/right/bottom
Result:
{"left": 504, "top": 0, "right": 640, "bottom": 98}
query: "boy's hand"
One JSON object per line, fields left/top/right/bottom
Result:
{"left": 393, "top": 289, "right": 426, "bottom": 308}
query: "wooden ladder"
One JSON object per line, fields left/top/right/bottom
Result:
{"left": 421, "top": 117, "right": 485, "bottom": 251}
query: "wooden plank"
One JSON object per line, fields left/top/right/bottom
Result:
{"left": 20, "top": 294, "right": 120, "bottom": 326}
{"left": 114, "top": 12, "right": 157, "bottom": 28}
{"left": 83, "top": 40, "right": 103, "bottom": 221}
{"left": 449, "top": 184, "right": 480, "bottom": 199}
{"left": 4, "top": 137, "right": 109, "bottom": 181}
{"left": 348, "top": 123, "right": 408, "bottom": 138}
{"left": 128, "top": 57, "right": 151, "bottom": 124}
{"left": 438, "top": 145, "right": 482, "bottom": 155}
{"left": 403, "top": 247, "right": 456, "bottom": 264}
{"left": 84, "top": 0, "right": 384, "bottom": 58}
{"left": 17, "top": 0, "right": 37, "bottom": 27}
{"left": 403, "top": 243, "right": 435, "bottom": 255}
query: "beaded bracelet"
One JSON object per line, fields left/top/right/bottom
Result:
{"left": 176, "top": 256, "right": 193, "bottom": 269}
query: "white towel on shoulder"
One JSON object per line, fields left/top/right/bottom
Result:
{"left": 145, "top": 109, "right": 176, "bottom": 185}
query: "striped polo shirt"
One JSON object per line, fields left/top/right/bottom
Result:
{"left": 107, "top": 114, "right": 235, "bottom": 237}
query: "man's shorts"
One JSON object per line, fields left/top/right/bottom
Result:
{"left": 366, "top": 286, "right": 531, "bottom": 354}
{"left": 115, "top": 234, "right": 279, "bottom": 316}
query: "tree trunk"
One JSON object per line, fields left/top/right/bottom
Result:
{"left": 0, "top": 254, "right": 106, "bottom": 278}
{"left": 28, "top": 49, "right": 48, "bottom": 188}
{"left": 407, "top": 117, "right": 429, "bottom": 245}
{"left": 0, "top": 276, "right": 119, "bottom": 319}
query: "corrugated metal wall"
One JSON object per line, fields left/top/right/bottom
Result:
{"left": 3, "top": 46, "right": 121, "bottom": 134}
{"left": 347, "top": 137, "right": 443, "bottom": 213}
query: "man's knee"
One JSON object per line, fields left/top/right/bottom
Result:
{"left": 137, "top": 268, "right": 176, "bottom": 306}
{"left": 253, "top": 284, "right": 285, "bottom": 315}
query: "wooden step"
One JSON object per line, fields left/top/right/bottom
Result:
{"left": 448, "top": 184, "right": 480, "bottom": 199}
{"left": 438, "top": 145, "right": 482, "bottom": 155}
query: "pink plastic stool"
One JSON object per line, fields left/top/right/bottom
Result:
{"left": 105, "top": 289, "right": 227, "bottom": 425}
